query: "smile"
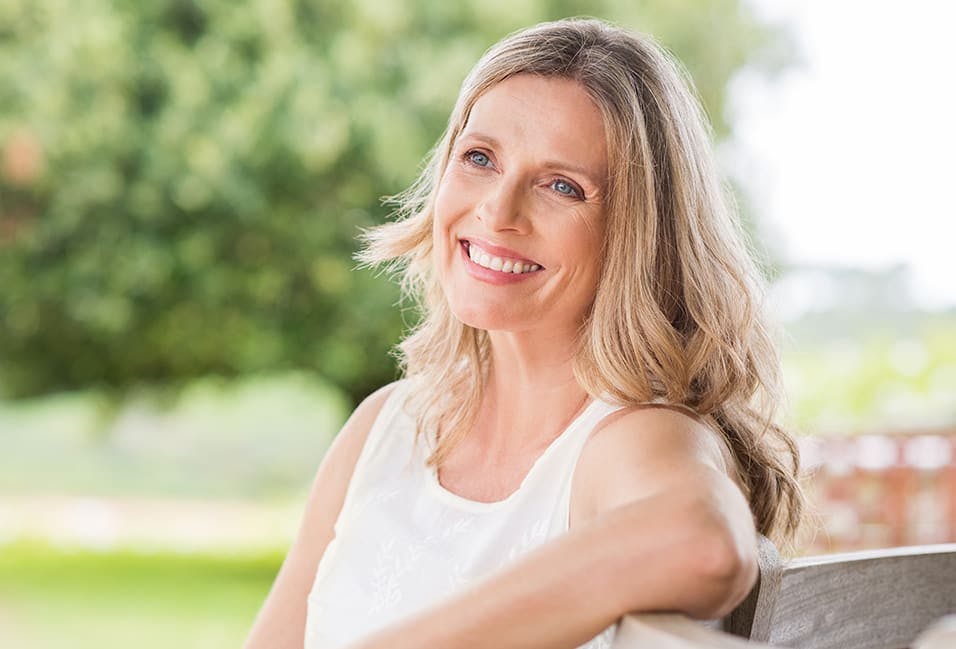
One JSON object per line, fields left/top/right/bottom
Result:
{"left": 462, "top": 240, "right": 542, "bottom": 274}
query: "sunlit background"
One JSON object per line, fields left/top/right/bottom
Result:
{"left": 1, "top": 1, "right": 953, "bottom": 647}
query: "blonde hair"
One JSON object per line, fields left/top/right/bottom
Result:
{"left": 360, "top": 18, "right": 804, "bottom": 547}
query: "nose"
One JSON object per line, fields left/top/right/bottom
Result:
{"left": 476, "top": 176, "right": 530, "bottom": 233}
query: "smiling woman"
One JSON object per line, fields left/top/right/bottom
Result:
{"left": 243, "top": 18, "right": 804, "bottom": 649}
{"left": 435, "top": 75, "right": 607, "bottom": 336}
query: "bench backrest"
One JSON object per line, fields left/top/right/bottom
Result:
{"left": 723, "top": 539, "right": 956, "bottom": 649}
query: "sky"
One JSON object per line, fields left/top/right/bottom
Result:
{"left": 727, "top": 0, "right": 955, "bottom": 310}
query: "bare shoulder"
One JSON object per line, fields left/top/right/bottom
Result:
{"left": 326, "top": 382, "right": 400, "bottom": 467}
{"left": 582, "top": 405, "right": 733, "bottom": 478}
{"left": 316, "top": 382, "right": 401, "bottom": 493}
{"left": 571, "top": 404, "right": 740, "bottom": 526}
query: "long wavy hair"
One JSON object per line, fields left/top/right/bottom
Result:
{"left": 359, "top": 18, "right": 804, "bottom": 547}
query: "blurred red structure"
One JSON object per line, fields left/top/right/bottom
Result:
{"left": 800, "top": 429, "right": 956, "bottom": 554}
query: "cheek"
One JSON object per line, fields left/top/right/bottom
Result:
{"left": 558, "top": 224, "right": 602, "bottom": 267}
{"left": 561, "top": 226, "right": 604, "bottom": 301}
{"left": 432, "top": 186, "right": 456, "bottom": 257}
{"left": 433, "top": 177, "right": 463, "bottom": 233}
{"left": 433, "top": 174, "right": 481, "bottom": 263}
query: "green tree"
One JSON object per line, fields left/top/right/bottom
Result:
{"left": 0, "top": 0, "right": 789, "bottom": 405}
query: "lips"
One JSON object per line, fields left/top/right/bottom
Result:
{"left": 460, "top": 238, "right": 544, "bottom": 275}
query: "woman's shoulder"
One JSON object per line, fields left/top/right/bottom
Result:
{"left": 338, "top": 380, "right": 405, "bottom": 447}
{"left": 571, "top": 404, "right": 739, "bottom": 525}
{"left": 355, "top": 380, "right": 405, "bottom": 418}
{"left": 320, "top": 381, "right": 404, "bottom": 477}
{"left": 591, "top": 404, "right": 733, "bottom": 473}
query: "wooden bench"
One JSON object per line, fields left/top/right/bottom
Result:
{"left": 722, "top": 537, "right": 956, "bottom": 648}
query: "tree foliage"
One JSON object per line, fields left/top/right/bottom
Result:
{"left": 0, "top": 0, "right": 784, "bottom": 404}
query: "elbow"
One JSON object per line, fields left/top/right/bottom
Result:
{"left": 685, "top": 519, "right": 759, "bottom": 620}
{"left": 607, "top": 480, "right": 760, "bottom": 621}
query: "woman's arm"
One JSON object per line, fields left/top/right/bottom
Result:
{"left": 350, "top": 407, "right": 758, "bottom": 649}
{"left": 242, "top": 383, "right": 396, "bottom": 649}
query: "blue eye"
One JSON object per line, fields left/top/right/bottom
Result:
{"left": 552, "top": 179, "right": 581, "bottom": 198}
{"left": 467, "top": 150, "right": 492, "bottom": 167}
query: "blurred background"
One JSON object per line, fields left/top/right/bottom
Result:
{"left": 0, "top": 0, "right": 953, "bottom": 647}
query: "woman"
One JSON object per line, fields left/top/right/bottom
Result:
{"left": 244, "top": 18, "right": 803, "bottom": 649}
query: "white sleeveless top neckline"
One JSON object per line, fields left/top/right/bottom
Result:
{"left": 304, "top": 379, "right": 624, "bottom": 649}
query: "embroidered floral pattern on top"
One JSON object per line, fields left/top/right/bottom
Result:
{"left": 304, "top": 382, "right": 624, "bottom": 649}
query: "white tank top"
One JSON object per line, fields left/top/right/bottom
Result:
{"left": 305, "top": 379, "right": 625, "bottom": 649}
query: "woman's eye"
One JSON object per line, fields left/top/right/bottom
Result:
{"left": 466, "top": 150, "right": 492, "bottom": 167}
{"left": 551, "top": 179, "right": 582, "bottom": 199}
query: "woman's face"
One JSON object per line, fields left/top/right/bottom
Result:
{"left": 433, "top": 74, "right": 608, "bottom": 337}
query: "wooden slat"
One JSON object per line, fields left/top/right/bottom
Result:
{"left": 766, "top": 544, "right": 956, "bottom": 649}
{"left": 722, "top": 535, "right": 782, "bottom": 641}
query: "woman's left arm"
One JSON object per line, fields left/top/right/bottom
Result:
{"left": 350, "top": 407, "right": 759, "bottom": 649}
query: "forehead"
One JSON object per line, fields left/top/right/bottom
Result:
{"left": 461, "top": 75, "right": 608, "bottom": 179}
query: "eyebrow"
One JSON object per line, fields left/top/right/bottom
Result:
{"left": 458, "top": 131, "right": 604, "bottom": 189}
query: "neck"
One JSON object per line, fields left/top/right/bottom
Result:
{"left": 474, "top": 328, "right": 591, "bottom": 458}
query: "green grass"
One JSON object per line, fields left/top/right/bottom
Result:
{"left": 0, "top": 372, "right": 349, "bottom": 500}
{"left": 0, "top": 540, "right": 283, "bottom": 649}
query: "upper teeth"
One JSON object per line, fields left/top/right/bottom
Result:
{"left": 468, "top": 242, "right": 540, "bottom": 274}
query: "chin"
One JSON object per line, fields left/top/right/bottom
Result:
{"left": 447, "top": 299, "right": 524, "bottom": 333}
